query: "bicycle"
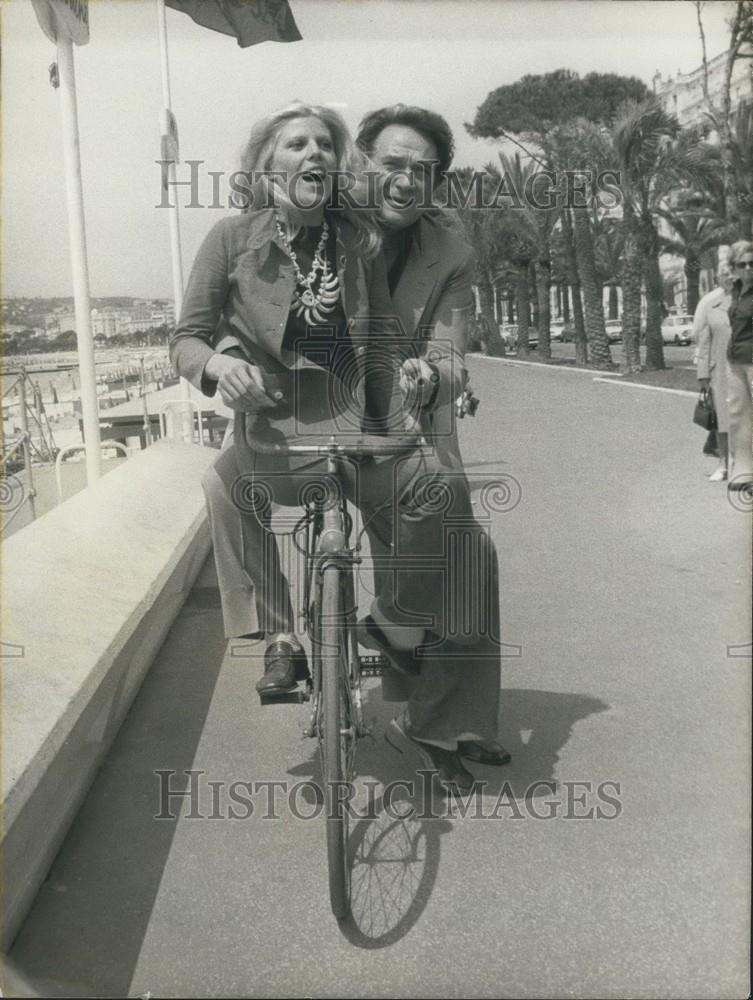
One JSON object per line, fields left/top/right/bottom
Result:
{"left": 234, "top": 406, "right": 421, "bottom": 920}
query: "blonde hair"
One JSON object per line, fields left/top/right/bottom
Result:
{"left": 727, "top": 240, "right": 753, "bottom": 268}
{"left": 238, "top": 102, "right": 382, "bottom": 258}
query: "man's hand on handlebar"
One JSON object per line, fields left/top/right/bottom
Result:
{"left": 400, "top": 357, "right": 439, "bottom": 410}
{"left": 205, "top": 354, "right": 277, "bottom": 413}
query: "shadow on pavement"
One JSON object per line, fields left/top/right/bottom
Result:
{"left": 285, "top": 684, "right": 607, "bottom": 948}
{"left": 8, "top": 557, "right": 226, "bottom": 999}
{"left": 484, "top": 687, "right": 610, "bottom": 798}
{"left": 342, "top": 800, "right": 453, "bottom": 949}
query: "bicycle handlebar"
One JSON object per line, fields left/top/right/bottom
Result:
{"left": 236, "top": 413, "right": 422, "bottom": 458}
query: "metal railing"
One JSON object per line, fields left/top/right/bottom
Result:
{"left": 54, "top": 440, "right": 131, "bottom": 503}
{"left": 159, "top": 398, "right": 207, "bottom": 446}
{"left": 1, "top": 369, "right": 60, "bottom": 525}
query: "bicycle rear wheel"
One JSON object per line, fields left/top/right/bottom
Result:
{"left": 319, "top": 562, "right": 353, "bottom": 920}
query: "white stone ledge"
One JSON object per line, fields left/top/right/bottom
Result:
{"left": 1, "top": 439, "right": 217, "bottom": 948}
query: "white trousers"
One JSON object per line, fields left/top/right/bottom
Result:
{"left": 726, "top": 361, "right": 753, "bottom": 481}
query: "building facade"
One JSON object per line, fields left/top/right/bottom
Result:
{"left": 653, "top": 49, "right": 752, "bottom": 312}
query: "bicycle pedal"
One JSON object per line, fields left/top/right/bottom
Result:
{"left": 358, "top": 654, "right": 390, "bottom": 676}
{"left": 259, "top": 686, "right": 310, "bottom": 706}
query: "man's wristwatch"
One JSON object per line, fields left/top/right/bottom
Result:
{"left": 421, "top": 362, "right": 441, "bottom": 409}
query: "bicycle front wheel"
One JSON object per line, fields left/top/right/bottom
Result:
{"left": 319, "top": 562, "right": 352, "bottom": 920}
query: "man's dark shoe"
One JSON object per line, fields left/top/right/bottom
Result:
{"left": 458, "top": 739, "right": 512, "bottom": 766}
{"left": 256, "top": 639, "right": 309, "bottom": 697}
{"left": 356, "top": 616, "right": 421, "bottom": 676}
{"left": 385, "top": 716, "right": 475, "bottom": 796}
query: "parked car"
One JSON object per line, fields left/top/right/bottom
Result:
{"left": 604, "top": 319, "right": 623, "bottom": 343}
{"left": 499, "top": 324, "right": 518, "bottom": 348}
{"left": 661, "top": 314, "right": 694, "bottom": 345}
{"left": 498, "top": 324, "right": 538, "bottom": 350}
{"left": 550, "top": 321, "right": 564, "bottom": 342}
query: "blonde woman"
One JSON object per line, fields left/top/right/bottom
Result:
{"left": 693, "top": 263, "right": 733, "bottom": 481}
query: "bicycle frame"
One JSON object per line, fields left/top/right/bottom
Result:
{"left": 301, "top": 450, "right": 361, "bottom": 742}
{"left": 234, "top": 416, "right": 422, "bottom": 919}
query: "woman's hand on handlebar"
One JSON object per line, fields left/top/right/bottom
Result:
{"left": 205, "top": 355, "right": 277, "bottom": 413}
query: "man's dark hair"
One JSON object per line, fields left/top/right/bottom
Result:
{"left": 356, "top": 104, "right": 455, "bottom": 175}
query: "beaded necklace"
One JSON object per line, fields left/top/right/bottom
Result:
{"left": 274, "top": 216, "right": 341, "bottom": 326}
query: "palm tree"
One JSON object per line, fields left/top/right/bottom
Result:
{"left": 509, "top": 234, "right": 534, "bottom": 357}
{"left": 557, "top": 208, "right": 589, "bottom": 365}
{"left": 448, "top": 167, "right": 507, "bottom": 356}
{"left": 549, "top": 124, "right": 614, "bottom": 369}
{"left": 495, "top": 152, "right": 559, "bottom": 360}
{"left": 658, "top": 205, "right": 729, "bottom": 315}
{"left": 593, "top": 214, "right": 624, "bottom": 319}
{"left": 571, "top": 198, "right": 613, "bottom": 369}
{"left": 730, "top": 99, "right": 753, "bottom": 238}
{"left": 611, "top": 100, "right": 719, "bottom": 370}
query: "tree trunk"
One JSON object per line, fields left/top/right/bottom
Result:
{"left": 642, "top": 221, "right": 666, "bottom": 370}
{"left": 740, "top": 203, "right": 753, "bottom": 240}
{"left": 571, "top": 285, "right": 588, "bottom": 366}
{"left": 685, "top": 257, "right": 701, "bottom": 316}
{"left": 562, "top": 284, "right": 570, "bottom": 323}
{"left": 620, "top": 207, "right": 643, "bottom": 374}
{"left": 507, "top": 295, "right": 515, "bottom": 324}
{"left": 608, "top": 285, "right": 619, "bottom": 319}
{"left": 572, "top": 204, "right": 612, "bottom": 370}
{"left": 478, "top": 278, "right": 505, "bottom": 357}
{"left": 515, "top": 262, "right": 530, "bottom": 357}
{"left": 719, "top": 111, "right": 742, "bottom": 236}
{"left": 536, "top": 256, "right": 552, "bottom": 361}
{"left": 560, "top": 208, "right": 588, "bottom": 364}
{"left": 529, "top": 260, "right": 539, "bottom": 338}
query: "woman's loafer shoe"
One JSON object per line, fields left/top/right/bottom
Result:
{"left": 256, "top": 639, "right": 309, "bottom": 697}
{"left": 356, "top": 616, "right": 421, "bottom": 676}
{"left": 385, "top": 717, "right": 475, "bottom": 796}
{"left": 458, "top": 739, "right": 512, "bottom": 766}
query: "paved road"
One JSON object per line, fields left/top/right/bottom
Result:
{"left": 9, "top": 358, "right": 751, "bottom": 998}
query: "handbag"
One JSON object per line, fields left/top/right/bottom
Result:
{"left": 693, "top": 386, "right": 717, "bottom": 431}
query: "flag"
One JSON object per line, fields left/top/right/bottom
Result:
{"left": 165, "top": 0, "right": 301, "bottom": 47}
{"left": 31, "top": 0, "right": 90, "bottom": 46}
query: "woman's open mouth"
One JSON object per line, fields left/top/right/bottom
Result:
{"left": 386, "top": 193, "right": 415, "bottom": 209}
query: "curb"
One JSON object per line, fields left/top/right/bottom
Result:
{"left": 592, "top": 377, "right": 697, "bottom": 398}
{"left": 468, "top": 354, "right": 615, "bottom": 376}
{"left": 469, "top": 354, "right": 697, "bottom": 396}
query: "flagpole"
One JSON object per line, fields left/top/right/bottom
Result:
{"left": 56, "top": 31, "right": 102, "bottom": 482}
{"left": 156, "top": 0, "right": 190, "bottom": 408}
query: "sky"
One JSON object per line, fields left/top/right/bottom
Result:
{"left": 1, "top": 0, "right": 738, "bottom": 299}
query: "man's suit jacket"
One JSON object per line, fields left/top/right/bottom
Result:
{"left": 389, "top": 213, "right": 475, "bottom": 469}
